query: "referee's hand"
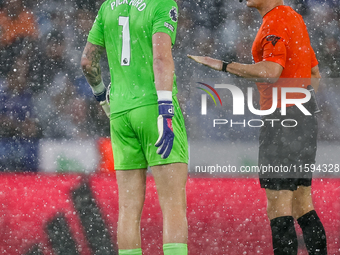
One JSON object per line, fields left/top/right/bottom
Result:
{"left": 187, "top": 55, "right": 223, "bottom": 71}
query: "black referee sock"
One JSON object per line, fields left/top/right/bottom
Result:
{"left": 270, "top": 216, "right": 298, "bottom": 255}
{"left": 297, "top": 210, "right": 327, "bottom": 255}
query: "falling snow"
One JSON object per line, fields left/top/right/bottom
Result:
{"left": 0, "top": 0, "right": 339, "bottom": 254}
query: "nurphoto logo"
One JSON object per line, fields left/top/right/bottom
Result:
{"left": 197, "top": 82, "right": 316, "bottom": 128}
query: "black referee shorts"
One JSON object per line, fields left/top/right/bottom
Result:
{"left": 258, "top": 100, "right": 318, "bottom": 191}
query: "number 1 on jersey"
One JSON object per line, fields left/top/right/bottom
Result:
{"left": 119, "top": 16, "right": 130, "bottom": 66}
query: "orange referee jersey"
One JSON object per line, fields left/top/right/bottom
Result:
{"left": 252, "top": 5, "right": 318, "bottom": 110}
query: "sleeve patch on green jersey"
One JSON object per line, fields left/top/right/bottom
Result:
{"left": 164, "top": 22, "right": 174, "bottom": 32}
{"left": 169, "top": 7, "right": 178, "bottom": 22}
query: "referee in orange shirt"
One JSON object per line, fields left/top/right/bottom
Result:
{"left": 188, "top": 0, "right": 327, "bottom": 254}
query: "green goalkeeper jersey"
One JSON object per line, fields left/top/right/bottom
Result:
{"left": 88, "top": 0, "right": 179, "bottom": 115}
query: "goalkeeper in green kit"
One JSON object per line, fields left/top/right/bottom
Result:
{"left": 81, "top": 0, "right": 189, "bottom": 254}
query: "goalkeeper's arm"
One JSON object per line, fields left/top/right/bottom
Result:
{"left": 152, "top": 32, "right": 175, "bottom": 159}
{"left": 81, "top": 42, "right": 110, "bottom": 118}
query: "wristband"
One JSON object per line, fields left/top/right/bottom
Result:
{"left": 157, "top": 90, "right": 172, "bottom": 101}
{"left": 91, "top": 80, "right": 105, "bottom": 94}
{"left": 91, "top": 80, "right": 107, "bottom": 102}
{"left": 222, "top": 61, "right": 231, "bottom": 72}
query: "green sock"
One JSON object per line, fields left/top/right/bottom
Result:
{"left": 163, "top": 243, "right": 188, "bottom": 255}
{"left": 118, "top": 248, "right": 142, "bottom": 255}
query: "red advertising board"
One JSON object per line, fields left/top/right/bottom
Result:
{"left": 0, "top": 174, "right": 338, "bottom": 254}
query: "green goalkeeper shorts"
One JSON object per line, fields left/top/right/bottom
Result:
{"left": 110, "top": 96, "right": 188, "bottom": 170}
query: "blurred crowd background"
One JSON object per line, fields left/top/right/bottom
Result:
{"left": 0, "top": 0, "right": 339, "bottom": 171}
